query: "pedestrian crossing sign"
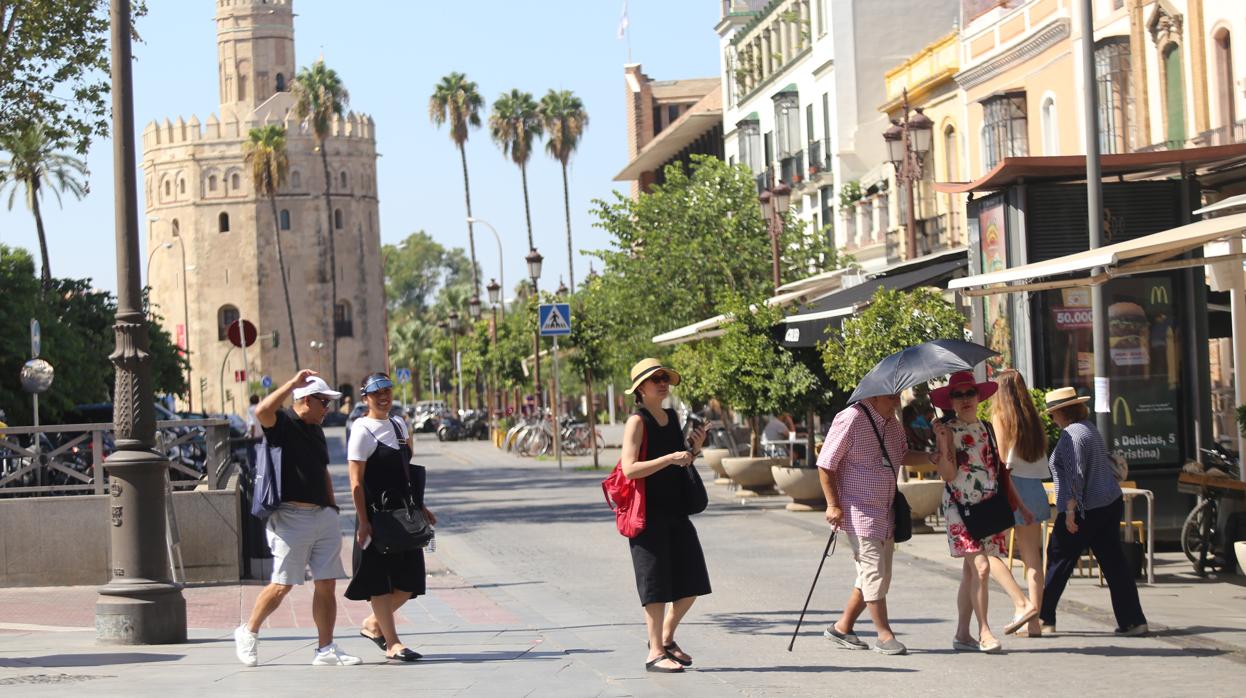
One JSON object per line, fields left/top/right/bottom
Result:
{"left": 538, "top": 303, "right": 572, "bottom": 336}
{"left": 395, "top": 368, "right": 412, "bottom": 384}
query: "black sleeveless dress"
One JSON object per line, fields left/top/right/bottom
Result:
{"left": 628, "top": 408, "right": 712, "bottom": 605}
{"left": 345, "top": 419, "right": 427, "bottom": 601}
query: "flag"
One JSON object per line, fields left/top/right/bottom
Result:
{"left": 617, "top": 0, "right": 629, "bottom": 40}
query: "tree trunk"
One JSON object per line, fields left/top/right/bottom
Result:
{"left": 268, "top": 194, "right": 301, "bottom": 367}
{"left": 561, "top": 161, "right": 574, "bottom": 293}
{"left": 749, "top": 415, "right": 761, "bottom": 457}
{"left": 806, "top": 408, "right": 817, "bottom": 468}
{"left": 520, "top": 161, "right": 534, "bottom": 251}
{"left": 586, "top": 366, "right": 599, "bottom": 468}
{"left": 459, "top": 143, "right": 479, "bottom": 296}
{"left": 319, "top": 144, "right": 339, "bottom": 389}
{"left": 31, "top": 185, "right": 51, "bottom": 289}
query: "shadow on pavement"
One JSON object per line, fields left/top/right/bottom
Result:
{"left": 416, "top": 649, "right": 605, "bottom": 664}
{"left": 698, "top": 665, "right": 918, "bottom": 674}
{"left": 0, "top": 653, "right": 184, "bottom": 668}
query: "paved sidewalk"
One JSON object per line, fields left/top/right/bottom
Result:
{"left": 1, "top": 435, "right": 1242, "bottom": 696}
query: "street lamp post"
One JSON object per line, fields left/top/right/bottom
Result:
{"left": 487, "top": 278, "right": 502, "bottom": 434}
{"left": 758, "top": 182, "right": 792, "bottom": 292}
{"left": 526, "top": 248, "right": 544, "bottom": 412}
{"left": 466, "top": 217, "right": 505, "bottom": 320}
{"left": 882, "top": 88, "right": 934, "bottom": 261}
{"left": 448, "top": 312, "right": 461, "bottom": 413}
{"left": 145, "top": 241, "right": 173, "bottom": 292}
{"left": 145, "top": 236, "right": 194, "bottom": 412}
{"left": 467, "top": 297, "right": 481, "bottom": 409}
{"left": 96, "top": 0, "right": 187, "bottom": 644}
{"left": 309, "top": 340, "right": 326, "bottom": 374}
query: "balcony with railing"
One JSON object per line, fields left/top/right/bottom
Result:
{"left": 729, "top": 0, "right": 815, "bottom": 101}
{"left": 1137, "top": 118, "right": 1246, "bottom": 152}
{"left": 755, "top": 168, "right": 771, "bottom": 194}
{"left": 779, "top": 150, "right": 805, "bottom": 186}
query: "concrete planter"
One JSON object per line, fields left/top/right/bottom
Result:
{"left": 722, "top": 456, "right": 780, "bottom": 497}
{"left": 897, "top": 479, "right": 944, "bottom": 534}
{"left": 1235, "top": 541, "right": 1246, "bottom": 576}
{"left": 702, "top": 448, "right": 732, "bottom": 485}
{"left": 772, "top": 465, "right": 825, "bottom": 511}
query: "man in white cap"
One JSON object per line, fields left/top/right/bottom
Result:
{"left": 235, "top": 369, "right": 360, "bottom": 667}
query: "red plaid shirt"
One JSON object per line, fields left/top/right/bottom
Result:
{"left": 816, "top": 402, "right": 908, "bottom": 539}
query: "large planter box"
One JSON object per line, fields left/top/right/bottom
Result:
{"left": 772, "top": 465, "right": 825, "bottom": 511}
{"left": 897, "top": 479, "right": 943, "bottom": 534}
{"left": 702, "top": 448, "right": 732, "bottom": 485}
{"left": 721, "top": 456, "right": 780, "bottom": 497}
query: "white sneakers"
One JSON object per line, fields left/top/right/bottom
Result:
{"left": 234, "top": 625, "right": 258, "bottom": 666}
{"left": 234, "top": 625, "right": 362, "bottom": 666}
{"left": 312, "top": 643, "right": 362, "bottom": 666}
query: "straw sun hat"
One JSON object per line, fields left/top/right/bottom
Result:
{"left": 625, "top": 358, "right": 681, "bottom": 395}
{"left": 1042, "top": 386, "right": 1091, "bottom": 414}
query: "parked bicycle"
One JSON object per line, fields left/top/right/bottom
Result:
{"left": 1180, "top": 445, "right": 1244, "bottom": 576}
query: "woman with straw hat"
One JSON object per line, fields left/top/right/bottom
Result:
{"left": 620, "top": 358, "right": 709, "bottom": 674}
{"left": 1039, "top": 387, "right": 1148, "bottom": 637}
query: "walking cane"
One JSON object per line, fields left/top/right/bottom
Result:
{"left": 788, "top": 529, "right": 836, "bottom": 651}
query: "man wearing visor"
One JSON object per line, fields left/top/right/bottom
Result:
{"left": 235, "top": 369, "right": 361, "bottom": 667}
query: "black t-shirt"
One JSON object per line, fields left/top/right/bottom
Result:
{"left": 262, "top": 408, "right": 332, "bottom": 507}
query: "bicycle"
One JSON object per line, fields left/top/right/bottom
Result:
{"left": 1179, "top": 446, "right": 1244, "bottom": 576}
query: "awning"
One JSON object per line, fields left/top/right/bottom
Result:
{"left": 778, "top": 255, "right": 968, "bottom": 347}
{"left": 651, "top": 269, "right": 850, "bottom": 346}
{"left": 948, "top": 212, "right": 1246, "bottom": 296}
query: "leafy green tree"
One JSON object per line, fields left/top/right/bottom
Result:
{"left": 822, "top": 287, "right": 967, "bottom": 393}
{"left": 489, "top": 89, "right": 543, "bottom": 251}
{"left": 384, "top": 231, "right": 453, "bottom": 318}
{"left": 0, "top": 1, "right": 146, "bottom": 155}
{"left": 0, "top": 122, "right": 88, "bottom": 287}
{"left": 0, "top": 244, "right": 185, "bottom": 425}
{"left": 675, "top": 291, "right": 821, "bottom": 455}
{"left": 538, "top": 89, "right": 588, "bottom": 292}
{"left": 243, "top": 124, "right": 299, "bottom": 367}
{"left": 429, "top": 72, "right": 484, "bottom": 297}
{"left": 292, "top": 58, "right": 349, "bottom": 387}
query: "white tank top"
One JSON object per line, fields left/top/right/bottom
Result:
{"left": 1006, "top": 449, "right": 1051, "bottom": 480}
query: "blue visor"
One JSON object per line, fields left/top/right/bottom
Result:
{"left": 361, "top": 377, "right": 394, "bottom": 395}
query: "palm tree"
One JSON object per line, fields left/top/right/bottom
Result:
{"left": 488, "top": 89, "right": 544, "bottom": 252}
{"left": 244, "top": 125, "right": 300, "bottom": 368}
{"left": 0, "top": 123, "right": 88, "bottom": 288}
{"left": 538, "top": 90, "right": 588, "bottom": 294}
{"left": 429, "top": 72, "right": 484, "bottom": 298}
{"left": 292, "top": 58, "right": 349, "bottom": 386}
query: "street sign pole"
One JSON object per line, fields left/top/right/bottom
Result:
{"left": 552, "top": 336, "right": 562, "bottom": 471}
{"left": 239, "top": 317, "right": 249, "bottom": 403}
{"left": 30, "top": 319, "right": 40, "bottom": 427}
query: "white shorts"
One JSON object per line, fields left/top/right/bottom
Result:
{"left": 265, "top": 505, "right": 347, "bottom": 585}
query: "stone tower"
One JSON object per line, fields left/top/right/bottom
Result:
{"left": 143, "top": 0, "right": 386, "bottom": 415}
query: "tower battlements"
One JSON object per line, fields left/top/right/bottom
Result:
{"left": 143, "top": 103, "right": 375, "bottom": 153}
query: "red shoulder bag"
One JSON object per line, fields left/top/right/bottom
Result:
{"left": 602, "top": 421, "right": 647, "bottom": 537}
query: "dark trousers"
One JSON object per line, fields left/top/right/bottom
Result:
{"left": 1040, "top": 496, "right": 1147, "bottom": 630}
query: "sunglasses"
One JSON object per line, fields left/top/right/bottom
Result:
{"left": 649, "top": 372, "right": 672, "bottom": 385}
{"left": 309, "top": 396, "right": 332, "bottom": 408}
{"left": 950, "top": 390, "right": 978, "bottom": 400}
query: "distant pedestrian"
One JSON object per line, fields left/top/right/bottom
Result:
{"left": 1039, "top": 387, "right": 1148, "bottom": 636}
{"left": 620, "top": 358, "right": 709, "bottom": 674}
{"left": 990, "top": 369, "right": 1051, "bottom": 637}
{"left": 346, "top": 372, "right": 434, "bottom": 662}
{"left": 930, "top": 372, "right": 1035, "bottom": 654}
{"left": 234, "top": 369, "right": 360, "bottom": 667}
{"left": 816, "top": 392, "right": 939, "bottom": 657}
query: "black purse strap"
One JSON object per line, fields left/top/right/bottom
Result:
{"left": 854, "top": 403, "right": 897, "bottom": 476}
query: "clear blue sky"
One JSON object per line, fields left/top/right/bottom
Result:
{"left": 1, "top": 0, "right": 722, "bottom": 295}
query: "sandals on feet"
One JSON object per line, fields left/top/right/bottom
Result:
{"left": 645, "top": 656, "right": 684, "bottom": 673}
{"left": 387, "top": 647, "right": 422, "bottom": 662}
{"left": 1003, "top": 608, "right": 1039, "bottom": 636}
{"left": 663, "top": 642, "right": 692, "bottom": 667}
{"left": 360, "top": 630, "right": 387, "bottom": 652}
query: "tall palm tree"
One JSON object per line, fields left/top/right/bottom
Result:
{"left": 488, "top": 89, "right": 543, "bottom": 252}
{"left": 429, "top": 72, "right": 484, "bottom": 298}
{"left": 538, "top": 90, "right": 588, "bottom": 294}
{"left": 292, "top": 58, "right": 349, "bottom": 386}
{"left": 244, "top": 124, "right": 300, "bottom": 368}
{"left": 0, "top": 123, "right": 88, "bottom": 288}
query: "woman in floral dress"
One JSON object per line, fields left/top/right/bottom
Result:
{"left": 933, "top": 372, "right": 1035, "bottom": 654}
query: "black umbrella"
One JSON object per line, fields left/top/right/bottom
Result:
{"left": 846, "top": 339, "right": 999, "bottom": 404}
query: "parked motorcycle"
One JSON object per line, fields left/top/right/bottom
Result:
{"left": 462, "top": 410, "right": 489, "bottom": 440}
{"left": 436, "top": 414, "right": 466, "bottom": 442}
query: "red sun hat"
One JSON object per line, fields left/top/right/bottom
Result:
{"left": 930, "top": 371, "right": 998, "bottom": 410}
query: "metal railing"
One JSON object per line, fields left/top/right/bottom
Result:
{"left": 755, "top": 169, "right": 771, "bottom": 194}
{"left": 807, "top": 140, "right": 824, "bottom": 174}
{"left": 0, "top": 419, "right": 239, "bottom": 497}
{"left": 780, "top": 150, "right": 805, "bottom": 186}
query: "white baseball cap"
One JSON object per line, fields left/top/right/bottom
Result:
{"left": 292, "top": 376, "right": 343, "bottom": 401}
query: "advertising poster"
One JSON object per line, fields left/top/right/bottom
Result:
{"left": 978, "top": 202, "right": 1010, "bottom": 376}
{"left": 1108, "top": 277, "right": 1179, "bottom": 467}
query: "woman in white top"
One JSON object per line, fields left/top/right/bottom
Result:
{"left": 990, "top": 369, "right": 1051, "bottom": 637}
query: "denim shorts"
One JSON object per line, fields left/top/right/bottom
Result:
{"left": 1012, "top": 476, "right": 1051, "bottom": 525}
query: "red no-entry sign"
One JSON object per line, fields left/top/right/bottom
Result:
{"left": 227, "top": 319, "right": 258, "bottom": 348}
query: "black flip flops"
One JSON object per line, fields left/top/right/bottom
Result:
{"left": 663, "top": 642, "right": 692, "bottom": 667}
{"left": 645, "top": 656, "right": 684, "bottom": 673}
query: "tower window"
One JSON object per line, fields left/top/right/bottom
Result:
{"left": 164, "top": 180, "right": 171, "bottom": 197}
{"left": 279, "top": 209, "right": 291, "bottom": 230}
{"left": 339, "top": 170, "right": 348, "bottom": 189}
{"left": 275, "top": 73, "right": 285, "bottom": 92}
{"left": 179, "top": 179, "right": 186, "bottom": 194}
{"left": 219, "top": 212, "right": 230, "bottom": 233}
{"left": 291, "top": 171, "right": 301, "bottom": 189}
{"left": 334, "top": 301, "right": 353, "bottom": 337}
{"left": 334, "top": 208, "right": 344, "bottom": 229}
{"left": 218, "top": 305, "right": 240, "bottom": 341}
{"left": 230, "top": 172, "right": 241, "bottom": 191}
{"left": 209, "top": 175, "right": 218, "bottom": 191}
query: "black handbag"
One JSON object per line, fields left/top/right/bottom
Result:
{"left": 680, "top": 410, "right": 709, "bottom": 515}
{"left": 947, "top": 423, "right": 1014, "bottom": 541}
{"left": 856, "top": 405, "right": 913, "bottom": 543}
{"left": 367, "top": 419, "right": 434, "bottom": 554}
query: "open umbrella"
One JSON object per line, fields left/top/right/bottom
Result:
{"left": 846, "top": 339, "right": 998, "bottom": 404}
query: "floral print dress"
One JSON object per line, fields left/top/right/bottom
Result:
{"left": 942, "top": 419, "right": 1007, "bottom": 558}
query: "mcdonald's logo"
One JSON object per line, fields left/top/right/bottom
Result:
{"left": 1150, "top": 285, "right": 1169, "bottom": 305}
{"left": 1112, "top": 396, "right": 1134, "bottom": 427}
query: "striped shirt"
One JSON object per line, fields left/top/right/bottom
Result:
{"left": 816, "top": 403, "right": 907, "bottom": 539}
{"left": 1048, "top": 420, "right": 1121, "bottom": 513}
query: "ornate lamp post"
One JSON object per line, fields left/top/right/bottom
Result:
{"left": 526, "top": 248, "right": 544, "bottom": 411}
{"left": 556, "top": 279, "right": 569, "bottom": 297}
{"left": 435, "top": 320, "right": 447, "bottom": 400}
{"left": 758, "top": 181, "right": 792, "bottom": 292}
{"left": 882, "top": 88, "right": 934, "bottom": 260}
{"left": 467, "top": 297, "right": 481, "bottom": 409}
{"left": 487, "top": 278, "right": 503, "bottom": 422}
{"left": 448, "top": 311, "right": 461, "bottom": 413}
{"left": 96, "top": 0, "right": 187, "bottom": 644}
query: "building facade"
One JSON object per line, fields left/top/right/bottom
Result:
{"left": 143, "top": 0, "right": 386, "bottom": 414}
